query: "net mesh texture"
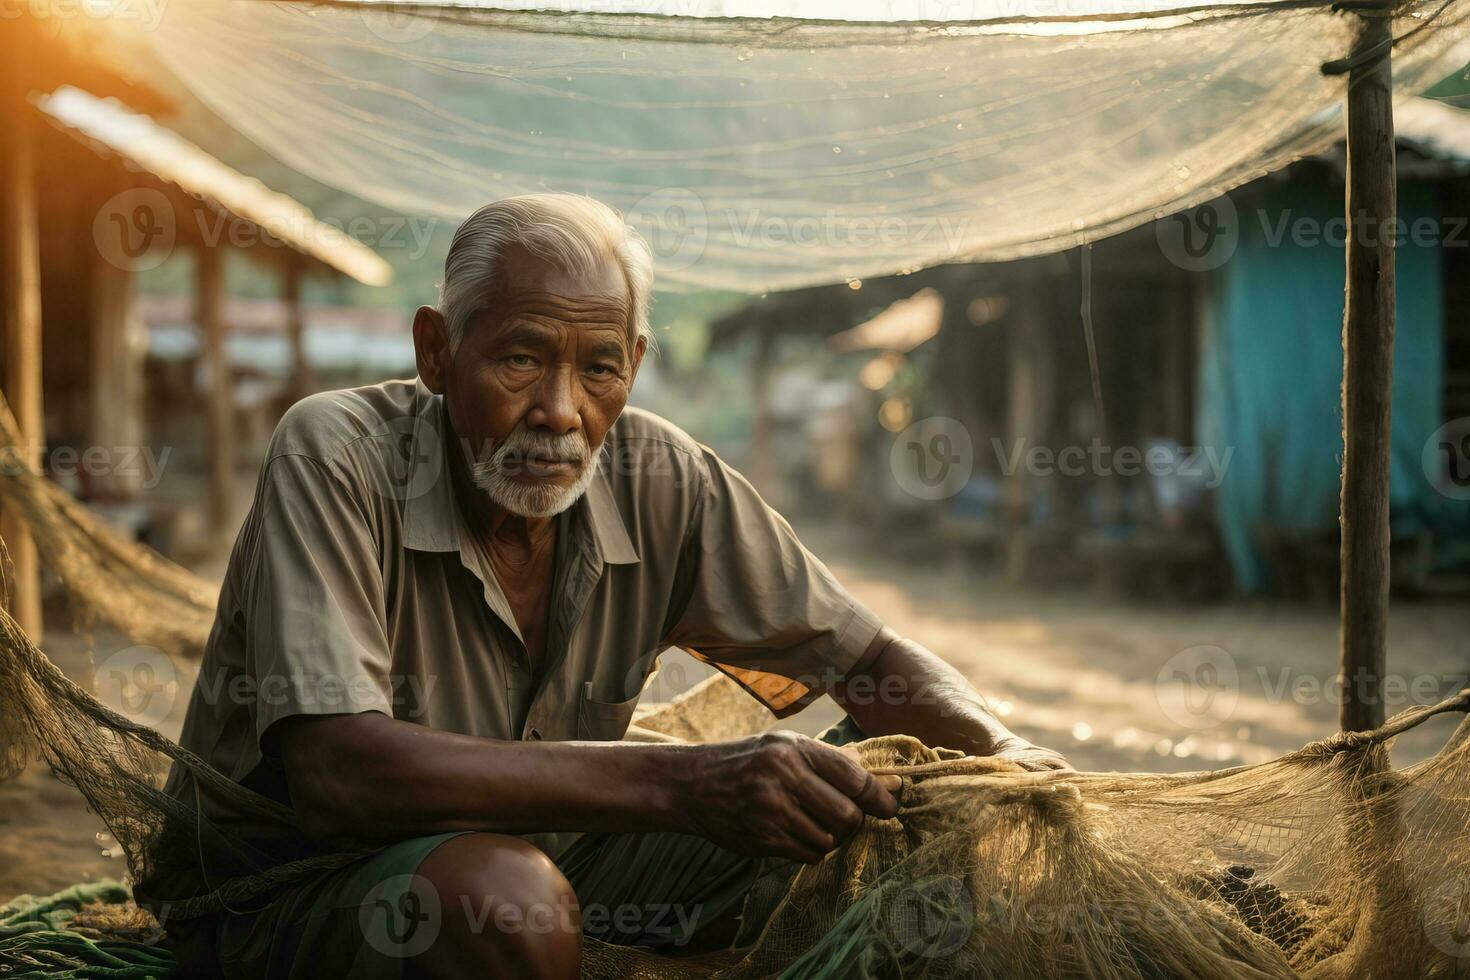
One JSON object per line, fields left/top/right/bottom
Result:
{"left": 3, "top": 395, "right": 1470, "bottom": 977}
{"left": 63, "top": 0, "right": 1470, "bottom": 293}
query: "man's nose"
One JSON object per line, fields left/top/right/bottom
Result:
{"left": 527, "top": 365, "right": 582, "bottom": 435}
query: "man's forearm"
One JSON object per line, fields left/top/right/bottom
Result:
{"left": 830, "top": 636, "right": 1016, "bottom": 757}
{"left": 280, "top": 711, "right": 693, "bottom": 843}
{"left": 278, "top": 709, "right": 904, "bottom": 864}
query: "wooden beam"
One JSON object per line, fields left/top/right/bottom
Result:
{"left": 1, "top": 75, "right": 45, "bottom": 639}
{"left": 1338, "top": 9, "right": 1396, "bottom": 733}
{"left": 197, "top": 246, "right": 232, "bottom": 532}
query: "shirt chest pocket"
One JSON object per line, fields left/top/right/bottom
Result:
{"left": 576, "top": 681, "right": 642, "bottom": 741}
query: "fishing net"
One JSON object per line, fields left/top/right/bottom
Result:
{"left": 72, "top": 0, "right": 1470, "bottom": 293}
{"left": 1, "top": 412, "right": 1469, "bottom": 975}
{"left": 0, "top": 397, "right": 214, "bottom": 662}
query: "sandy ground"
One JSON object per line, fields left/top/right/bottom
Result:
{"left": 3, "top": 519, "right": 1467, "bottom": 904}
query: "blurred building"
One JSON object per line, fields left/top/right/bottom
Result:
{"left": 712, "top": 98, "right": 1470, "bottom": 599}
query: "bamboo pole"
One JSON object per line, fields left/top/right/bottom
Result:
{"left": 1337, "top": 7, "right": 1396, "bottom": 733}
{"left": 197, "top": 246, "right": 233, "bottom": 532}
{"left": 1, "top": 63, "right": 45, "bottom": 640}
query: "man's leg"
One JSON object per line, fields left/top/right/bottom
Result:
{"left": 409, "top": 833, "right": 580, "bottom": 980}
{"left": 171, "top": 831, "right": 580, "bottom": 980}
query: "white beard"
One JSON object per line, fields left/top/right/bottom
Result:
{"left": 470, "top": 425, "right": 599, "bottom": 518}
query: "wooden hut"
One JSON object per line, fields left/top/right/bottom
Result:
{"left": 1, "top": 18, "right": 391, "bottom": 639}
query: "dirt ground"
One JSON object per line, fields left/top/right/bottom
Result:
{"left": 3, "top": 518, "right": 1467, "bottom": 903}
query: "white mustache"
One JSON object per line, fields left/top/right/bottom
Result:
{"left": 469, "top": 425, "right": 600, "bottom": 519}
{"left": 476, "top": 427, "right": 590, "bottom": 476}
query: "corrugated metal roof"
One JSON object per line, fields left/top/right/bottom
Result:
{"left": 827, "top": 287, "right": 943, "bottom": 353}
{"left": 1395, "top": 97, "right": 1470, "bottom": 166}
{"left": 37, "top": 86, "right": 393, "bottom": 287}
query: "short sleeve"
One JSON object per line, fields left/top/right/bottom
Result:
{"left": 243, "top": 453, "right": 393, "bottom": 746}
{"left": 664, "top": 448, "right": 886, "bottom": 716}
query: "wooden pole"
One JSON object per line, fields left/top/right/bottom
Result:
{"left": 197, "top": 246, "right": 233, "bottom": 532}
{"left": 1, "top": 71, "right": 45, "bottom": 639}
{"left": 1338, "top": 8, "right": 1395, "bottom": 733}
{"left": 1004, "top": 287, "right": 1052, "bottom": 584}
{"left": 284, "top": 259, "right": 313, "bottom": 405}
{"left": 748, "top": 330, "right": 775, "bottom": 496}
{"left": 90, "top": 243, "right": 141, "bottom": 497}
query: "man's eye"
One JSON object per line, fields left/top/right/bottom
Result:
{"left": 507, "top": 354, "right": 538, "bottom": 368}
{"left": 587, "top": 364, "right": 617, "bottom": 377}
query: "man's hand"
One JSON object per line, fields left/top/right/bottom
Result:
{"left": 991, "top": 735, "right": 1073, "bottom": 772}
{"left": 834, "top": 635, "right": 1076, "bottom": 773}
{"left": 677, "top": 732, "right": 901, "bottom": 865}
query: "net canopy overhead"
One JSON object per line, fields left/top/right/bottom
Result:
{"left": 113, "top": 0, "right": 1470, "bottom": 292}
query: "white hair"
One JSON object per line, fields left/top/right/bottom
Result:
{"left": 438, "top": 194, "right": 654, "bottom": 351}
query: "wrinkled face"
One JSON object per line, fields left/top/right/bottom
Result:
{"left": 414, "top": 245, "right": 645, "bottom": 518}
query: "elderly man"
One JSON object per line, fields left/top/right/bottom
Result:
{"left": 146, "top": 194, "right": 1066, "bottom": 979}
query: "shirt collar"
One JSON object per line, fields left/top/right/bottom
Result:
{"left": 401, "top": 379, "right": 639, "bottom": 567}
{"left": 581, "top": 460, "right": 640, "bottom": 566}
{"left": 401, "top": 380, "right": 460, "bottom": 553}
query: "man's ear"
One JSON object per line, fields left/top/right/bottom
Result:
{"left": 628, "top": 334, "right": 648, "bottom": 384}
{"left": 413, "top": 307, "right": 451, "bottom": 394}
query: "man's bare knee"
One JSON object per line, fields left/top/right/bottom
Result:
{"left": 408, "top": 833, "right": 580, "bottom": 980}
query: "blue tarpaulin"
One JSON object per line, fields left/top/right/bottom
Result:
{"left": 1198, "top": 178, "right": 1470, "bottom": 592}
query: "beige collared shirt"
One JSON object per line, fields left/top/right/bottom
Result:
{"left": 167, "top": 378, "right": 885, "bottom": 867}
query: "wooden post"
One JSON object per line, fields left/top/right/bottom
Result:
{"left": 749, "top": 330, "right": 776, "bottom": 496}
{"left": 1162, "top": 273, "right": 1192, "bottom": 442}
{"left": 1004, "top": 287, "right": 1052, "bottom": 583}
{"left": 197, "top": 246, "right": 233, "bottom": 532}
{"left": 90, "top": 244, "right": 142, "bottom": 497}
{"left": 283, "top": 259, "right": 312, "bottom": 405}
{"left": 1338, "top": 8, "right": 1395, "bottom": 733}
{"left": 0, "top": 77, "right": 45, "bottom": 639}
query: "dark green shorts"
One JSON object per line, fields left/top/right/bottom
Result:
{"left": 170, "top": 829, "right": 794, "bottom": 979}
{"left": 168, "top": 719, "right": 859, "bottom": 978}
